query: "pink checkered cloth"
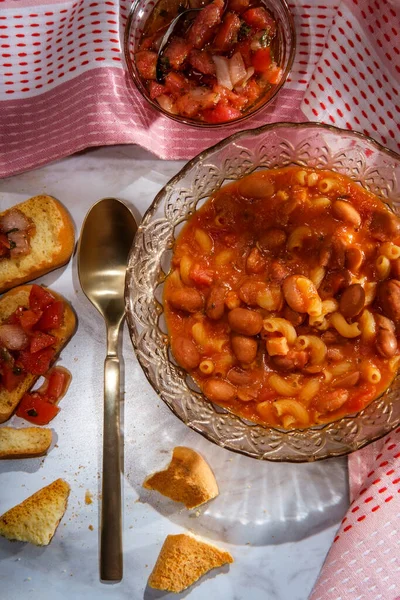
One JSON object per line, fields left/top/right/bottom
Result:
{"left": 0, "top": 0, "right": 399, "bottom": 179}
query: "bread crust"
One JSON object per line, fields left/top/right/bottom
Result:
{"left": 0, "top": 195, "right": 75, "bottom": 293}
{"left": 143, "top": 446, "right": 219, "bottom": 508}
{"left": 0, "top": 426, "right": 52, "bottom": 459}
{"left": 148, "top": 533, "right": 233, "bottom": 593}
{"left": 0, "top": 478, "right": 70, "bottom": 545}
{"left": 0, "top": 284, "right": 76, "bottom": 423}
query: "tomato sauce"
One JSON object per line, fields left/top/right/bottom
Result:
{"left": 164, "top": 167, "right": 400, "bottom": 429}
{"left": 135, "top": 0, "right": 282, "bottom": 123}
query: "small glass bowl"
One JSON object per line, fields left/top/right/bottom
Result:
{"left": 125, "top": 122, "right": 400, "bottom": 462}
{"left": 123, "top": 0, "right": 296, "bottom": 128}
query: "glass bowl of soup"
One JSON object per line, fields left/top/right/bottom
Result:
{"left": 123, "top": 0, "right": 295, "bottom": 126}
{"left": 125, "top": 122, "right": 400, "bottom": 461}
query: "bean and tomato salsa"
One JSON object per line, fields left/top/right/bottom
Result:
{"left": 164, "top": 167, "right": 400, "bottom": 429}
{"left": 135, "top": 0, "right": 282, "bottom": 123}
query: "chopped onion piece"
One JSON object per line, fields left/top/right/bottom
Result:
{"left": 156, "top": 94, "right": 178, "bottom": 114}
{"left": 229, "top": 52, "right": 247, "bottom": 87}
{"left": 212, "top": 55, "right": 233, "bottom": 90}
{"left": 234, "top": 67, "right": 255, "bottom": 91}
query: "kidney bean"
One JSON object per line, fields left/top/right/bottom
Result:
{"left": 315, "top": 389, "right": 349, "bottom": 412}
{"left": 270, "top": 260, "right": 290, "bottom": 283}
{"left": 331, "top": 237, "right": 346, "bottom": 269}
{"left": 369, "top": 210, "right": 400, "bottom": 242}
{"left": 321, "top": 330, "right": 346, "bottom": 345}
{"left": 375, "top": 314, "right": 395, "bottom": 332}
{"left": 258, "top": 228, "right": 287, "bottom": 252}
{"left": 228, "top": 307, "right": 263, "bottom": 335}
{"left": 271, "top": 349, "right": 308, "bottom": 372}
{"left": 319, "top": 269, "right": 352, "bottom": 299}
{"left": 332, "top": 371, "right": 360, "bottom": 388}
{"left": 246, "top": 247, "right": 266, "bottom": 273}
{"left": 238, "top": 176, "right": 274, "bottom": 199}
{"left": 169, "top": 287, "right": 204, "bottom": 313}
{"left": 346, "top": 247, "right": 365, "bottom": 273}
{"left": 339, "top": 284, "right": 365, "bottom": 318}
{"left": 283, "top": 305, "right": 306, "bottom": 326}
{"left": 391, "top": 258, "right": 400, "bottom": 279}
{"left": 203, "top": 378, "right": 236, "bottom": 403}
{"left": 282, "top": 275, "right": 318, "bottom": 313}
{"left": 376, "top": 328, "right": 398, "bottom": 358}
{"left": 319, "top": 240, "right": 332, "bottom": 267}
{"left": 231, "top": 333, "right": 258, "bottom": 364}
{"left": 239, "top": 280, "right": 266, "bottom": 305}
{"left": 206, "top": 286, "right": 226, "bottom": 320}
{"left": 171, "top": 336, "right": 200, "bottom": 370}
{"left": 378, "top": 279, "right": 400, "bottom": 323}
{"left": 227, "top": 367, "right": 254, "bottom": 386}
{"left": 332, "top": 200, "right": 361, "bottom": 227}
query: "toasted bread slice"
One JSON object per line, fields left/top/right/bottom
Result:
{"left": 0, "top": 478, "right": 70, "bottom": 545}
{"left": 0, "top": 285, "right": 76, "bottom": 423}
{"left": 143, "top": 446, "right": 219, "bottom": 509}
{"left": 0, "top": 195, "right": 75, "bottom": 293}
{"left": 148, "top": 533, "right": 233, "bottom": 593}
{"left": 0, "top": 427, "right": 52, "bottom": 459}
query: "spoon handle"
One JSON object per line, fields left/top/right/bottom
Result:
{"left": 101, "top": 324, "right": 123, "bottom": 581}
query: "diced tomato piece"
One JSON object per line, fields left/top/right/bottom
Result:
{"left": 242, "top": 7, "right": 277, "bottom": 34}
{"left": 234, "top": 40, "right": 253, "bottom": 68}
{"left": 149, "top": 81, "right": 167, "bottom": 99}
{"left": 228, "top": 0, "right": 250, "bottom": 13}
{"left": 165, "top": 72, "right": 190, "bottom": 96}
{"left": 0, "top": 233, "right": 10, "bottom": 250}
{"left": 46, "top": 368, "right": 69, "bottom": 402}
{"left": 190, "top": 264, "right": 214, "bottom": 286}
{"left": 19, "top": 308, "right": 43, "bottom": 331}
{"left": 1, "top": 362, "right": 25, "bottom": 392}
{"left": 268, "top": 64, "right": 283, "bottom": 84}
{"left": 29, "top": 284, "right": 56, "bottom": 312}
{"left": 188, "top": 49, "right": 216, "bottom": 76}
{"left": 16, "top": 393, "right": 59, "bottom": 425}
{"left": 6, "top": 306, "right": 24, "bottom": 325}
{"left": 213, "top": 13, "right": 241, "bottom": 52}
{"left": 176, "top": 89, "right": 219, "bottom": 118}
{"left": 164, "top": 37, "right": 192, "bottom": 70}
{"left": 251, "top": 47, "right": 272, "bottom": 73}
{"left": 188, "top": 0, "right": 225, "bottom": 49}
{"left": 135, "top": 50, "right": 158, "bottom": 80}
{"left": 18, "top": 347, "right": 56, "bottom": 376}
{"left": 30, "top": 331, "right": 56, "bottom": 354}
{"left": 202, "top": 102, "right": 242, "bottom": 123}
{"left": 238, "top": 78, "right": 261, "bottom": 104}
{"left": 36, "top": 301, "right": 64, "bottom": 331}
{"left": 213, "top": 85, "right": 247, "bottom": 110}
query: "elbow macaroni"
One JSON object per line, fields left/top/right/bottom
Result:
{"left": 330, "top": 312, "right": 361, "bottom": 338}
{"left": 263, "top": 318, "right": 297, "bottom": 345}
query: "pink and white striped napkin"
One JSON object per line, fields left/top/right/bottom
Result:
{"left": 310, "top": 429, "right": 400, "bottom": 600}
{"left": 1, "top": 0, "right": 398, "bottom": 179}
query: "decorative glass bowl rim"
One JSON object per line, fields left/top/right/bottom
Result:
{"left": 125, "top": 121, "right": 400, "bottom": 462}
{"left": 123, "top": 0, "right": 297, "bottom": 128}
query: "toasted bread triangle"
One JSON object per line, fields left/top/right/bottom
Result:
{"left": 148, "top": 533, "right": 233, "bottom": 593}
{"left": 143, "top": 446, "right": 219, "bottom": 509}
{"left": 0, "top": 478, "right": 70, "bottom": 545}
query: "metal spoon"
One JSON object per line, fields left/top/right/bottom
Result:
{"left": 78, "top": 198, "right": 138, "bottom": 582}
{"left": 156, "top": 8, "right": 201, "bottom": 83}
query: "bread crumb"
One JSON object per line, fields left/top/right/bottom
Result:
{"left": 85, "top": 491, "right": 93, "bottom": 505}
{"left": 88, "top": 525, "right": 94, "bottom": 531}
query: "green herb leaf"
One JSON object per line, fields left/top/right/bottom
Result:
{"left": 238, "top": 22, "right": 251, "bottom": 41}
{"left": 6, "top": 228, "right": 19, "bottom": 234}
{"left": 9, "top": 240, "right": 16, "bottom": 249}
{"left": 27, "top": 409, "right": 38, "bottom": 417}
{"left": 259, "top": 30, "right": 271, "bottom": 47}
{"left": 12, "top": 366, "right": 22, "bottom": 375}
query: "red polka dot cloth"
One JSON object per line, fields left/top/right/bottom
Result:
{"left": 310, "top": 429, "right": 400, "bottom": 599}
{"left": 0, "top": 0, "right": 398, "bottom": 178}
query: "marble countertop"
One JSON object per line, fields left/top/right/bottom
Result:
{"left": 0, "top": 146, "right": 349, "bottom": 600}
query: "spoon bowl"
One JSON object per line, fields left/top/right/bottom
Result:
{"left": 78, "top": 198, "right": 138, "bottom": 582}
